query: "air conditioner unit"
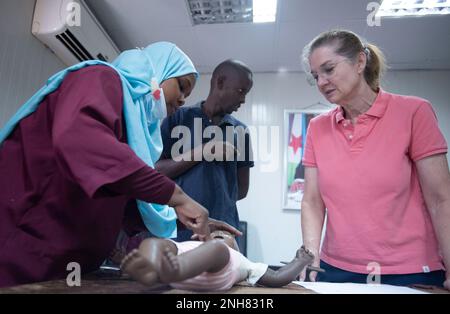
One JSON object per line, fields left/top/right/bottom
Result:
{"left": 32, "top": 0, "right": 120, "bottom": 66}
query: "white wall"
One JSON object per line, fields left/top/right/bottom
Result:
{"left": 0, "top": 0, "right": 65, "bottom": 127}
{"left": 188, "top": 70, "right": 450, "bottom": 266}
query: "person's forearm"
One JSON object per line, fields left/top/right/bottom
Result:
{"left": 155, "top": 158, "right": 200, "bottom": 179}
{"left": 301, "top": 202, "right": 326, "bottom": 256}
{"left": 155, "top": 145, "right": 203, "bottom": 179}
{"left": 166, "top": 184, "right": 189, "bottom": 208}
{"left": 104, "top": 166, "right": 175, "bottom": 204}
{"left": 257, "top": 259, "right": 306, "bottom": 287}
{"left": 428, "top": 199, "right": 450, "bottom": 278}
{"left": 237, "top": 167, "right": 249, "bottom": 200}
{"left": 237, "top": 176, "right": 249, "bottom": 200}
{"left": 237, "top": 190, "right": 248, "bottom": 200}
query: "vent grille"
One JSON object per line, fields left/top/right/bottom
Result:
{"left": 186, "top": 0, "right": 253, "bottom": 25}
{"left": 56, "top": 29, "right": 94, "bottom": 62}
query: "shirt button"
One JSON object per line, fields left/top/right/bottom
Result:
{"left": 349, "top": 135, "right": 353, "bottom": 139}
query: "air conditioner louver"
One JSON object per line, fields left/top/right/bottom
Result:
{"left": 56, "top": 29, "right": 94, "bottom": 62}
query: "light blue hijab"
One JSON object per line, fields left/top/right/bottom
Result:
{"left": 0, "top": 42, "right": 199, "bottom": 238}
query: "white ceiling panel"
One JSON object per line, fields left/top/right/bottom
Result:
{"left": 275, "top": 18, "right": 368, "bottom": 72}
{"left": 192, "top": 23, "right": 277, "bottom": 72}
{"left": 85, "top": 0, "right": 450, "bottom": 73}
{"left": 365, "top": 16, "right": 450, "bottom": 69}
{"left": 278, "top": 0, "right": 374, "bottom": 23}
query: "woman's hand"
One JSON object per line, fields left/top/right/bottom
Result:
{"left": 168, "top": 185, "right": 210, "bottom": 240}
{"left": 444, "top": 273, "right": 450, "bottom": 290}
{"left": 299, "top": 249, "right": 321, "bottom": 282}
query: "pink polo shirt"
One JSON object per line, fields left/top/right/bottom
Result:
{"left": 303, "top": 89, "right": 447, "bottom": 274}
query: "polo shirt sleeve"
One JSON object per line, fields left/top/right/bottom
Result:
{"left": 302, "top": 122, "right": 317, "bottom": 167}
{"left": 409, "top": 101, "right": 448, "bottom": 162}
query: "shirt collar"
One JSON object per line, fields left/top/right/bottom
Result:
{"left": 335, "top": 106, "right": 346, "bottom": 124}
{"left": 198, "top": 101, "right": 235, "bottom": 126}
{"left": 335, "top": 89, "right": 389, "bottom": 123}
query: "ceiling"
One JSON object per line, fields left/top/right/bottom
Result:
{"left": 85, "top": 0, "right": 450, "bottom": 74}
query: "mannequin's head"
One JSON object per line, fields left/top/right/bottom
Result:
{"left": 211, "top": 230, "right": 240, "bottom": 252}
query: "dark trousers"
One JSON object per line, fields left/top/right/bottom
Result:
{"left": 314, "top": 261, "right": 446, "bottom": 287}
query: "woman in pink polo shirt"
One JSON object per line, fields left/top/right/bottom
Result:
{"left": 299, "top": 29, "right": 450, "bottom": 289}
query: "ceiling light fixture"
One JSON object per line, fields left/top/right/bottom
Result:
{"left": 376, "top": 0, "right": 450, "bottom": 18}
{"left": 253, "top": 0, "right": 278, "bottom": 23}
{"left": 186, "top": 0, "right": 278, "bottom": 25}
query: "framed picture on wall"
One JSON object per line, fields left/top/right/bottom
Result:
{"left": 282, "top": 107, "right": 332, "bottom": 210}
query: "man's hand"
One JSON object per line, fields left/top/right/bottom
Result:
{"left": 204, "top": 141, "right": 239, "bottom": 162}
{"left": 207, "top": 218, "right": 243, "bottom": 236}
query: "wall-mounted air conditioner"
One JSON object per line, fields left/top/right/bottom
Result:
{"left": 32, "top": 0, "right": 120, "bottom": 66}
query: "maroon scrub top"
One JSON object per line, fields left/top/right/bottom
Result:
{"left": 0, "top": 65, "right": 175, "bottom": 287}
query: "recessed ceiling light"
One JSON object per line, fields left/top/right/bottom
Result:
{"left": 253, "top": 0, "right": 278, "bottom": 23}
{"left": 186, "top": 0, "right": 277, "bottom": 25}
{"left": 376, "top": 0, "right": 450, "bottom": 18}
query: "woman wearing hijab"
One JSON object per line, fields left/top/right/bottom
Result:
{"left": 0, "top": 42, "right": 238, "bottom": 288}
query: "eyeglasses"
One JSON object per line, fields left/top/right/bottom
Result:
{"left": 308, "top": 59, "right": 349, "bottom": 85}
